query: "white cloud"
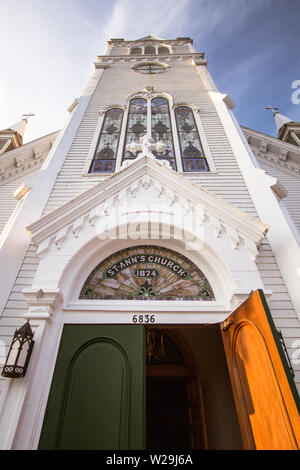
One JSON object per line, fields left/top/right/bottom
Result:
{"left": 0, "top": 80, "right": 6, "bottom": 107}
{"left": 97, "top": 0, "right": 191, "bottom": 53}
{"left": 0, "top": 0, "right": 191, "bottom": 142}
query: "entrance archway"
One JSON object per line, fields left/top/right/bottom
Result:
{"left": 37, "top": 296, "right": 300, "bottom": 450}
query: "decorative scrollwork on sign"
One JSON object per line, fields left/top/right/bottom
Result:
{"left": 80, "top": 246, "right": 215, "bottom": 301}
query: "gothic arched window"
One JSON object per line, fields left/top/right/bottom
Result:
{"left": 89, "top": 108, "right": 124, "bottom": 173}
{"left": 145, "top": 46, "right": 156, "bottom": 55}
{"left": 123, "top": 98, "right": 147, "bottom": 162}
{"left": 151, "top": 97, "right": 175, "bottom": 169}
{"left": 158, "top": 46, "right": 170, "bottom": 54}
{"left": 122, "top": 96, "right": 176, "bottom": 170}
{"left": 131, "top": 47, "right": 142, "bottom": 55}
{"left": 80, "top": 245, "right": 215, "bottom": 301}
{"left": 174, "top": 106, "right": 209, "bottom": 172}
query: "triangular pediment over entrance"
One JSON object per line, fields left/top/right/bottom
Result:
{"left": 27, "top": 156, "right": 268, "bottom": 259}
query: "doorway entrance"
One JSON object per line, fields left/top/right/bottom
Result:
{"left": 145, "top": 326, "right": 243, "bottom": 450}
{"left": 147, "top": 377, "right": 190, "bottom": 449}
{"left": 38, "top": 291, "right": 300, "bottom": 450}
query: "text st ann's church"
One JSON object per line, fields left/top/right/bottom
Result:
{"left": 0, "top": 36, "right": 300, "bottom": 450}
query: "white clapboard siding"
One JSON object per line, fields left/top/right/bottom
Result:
{"left": 0, "top": 53, "right": 299, "bottom": 397}
{"left": 256, "top": 156, "right": 300, "bottom": 232}
{"left": 0, "top": 131, "right": 59, "bottom": 235}
{"left": 0, "top": 170, "right": 40, "bottom": 234}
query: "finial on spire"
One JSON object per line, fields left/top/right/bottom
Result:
{"left": 265, "top": 106, "right": 279, "bottom": 115}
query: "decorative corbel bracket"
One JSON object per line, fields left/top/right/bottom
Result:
{"left": 22, "top": 288, "right": 64, "bottom": 322}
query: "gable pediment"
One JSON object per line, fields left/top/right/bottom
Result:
{"left": 27, "top": 156, "right": 268, "bottom": 257}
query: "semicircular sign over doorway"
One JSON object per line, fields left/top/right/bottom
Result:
{"left": 80, "top": 246, "right": 215, "bottom": 301}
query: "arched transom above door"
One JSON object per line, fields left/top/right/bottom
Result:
{"left": 80, "top": 246, "right": 215, "bottom": 301}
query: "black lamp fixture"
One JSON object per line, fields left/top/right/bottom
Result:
{"left": 1, "top": 321, "right": 35, "bottom": 378}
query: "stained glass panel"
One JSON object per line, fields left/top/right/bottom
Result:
{"left": 80, "top": 246, "right": 215, "bottom": 301}
{"left": 151, "top": 97, "right": 176, "bottom": 170}
{"left": 122, "top": 98, "right": 147, "bottom": 162}
{"left": 133, "top": 63, "right": 166, "bottom": 74}
{"left": 89, "top": 108, "right": 123, "bottom": 173}
{"left": 158, "top": 47, "right": 170, "bottom": 54}
{"left": 175, "top": 106, "right": 209, "bottom": 172}
{"left": 145, "top": 46, "right": 156, "bottom": 55}
{"left": 131, "top": 47, "right": 142, "bottom": 55}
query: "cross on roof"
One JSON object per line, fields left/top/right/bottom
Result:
{"left": 22, "top": 112, "right": 35, "bottom": 120}
{"left": 265, "top": 106, "right": 279, "bottom": 114}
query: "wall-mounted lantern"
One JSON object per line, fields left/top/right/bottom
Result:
{"left": 1, "top": 321, "right": 35, "bottom": 378}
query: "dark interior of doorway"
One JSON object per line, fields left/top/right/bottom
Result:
{"left": 147, "top": 377, "right": 190, "bottom": 449}
{"left": 146, "top": 325, "right": 243, "bottom": 450}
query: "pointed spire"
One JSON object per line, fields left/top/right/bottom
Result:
{"left": 0, "top": 118, "right": 29, "bottom": 154}
{"left": 265, "top": 106, "right": 300, "bottom": 146}
{"left": 265, "top": 105, "right": 293, "bottom": 132}
{"left": 274, "top": 112, "right": 293, "bottom": 132}
{"left": 9, "top": 119, "right": 28, "bottom": 138}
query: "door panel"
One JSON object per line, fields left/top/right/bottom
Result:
{"left": 38, "top": 325, "right": 145, "bottom": 450}
{"left": 221, "top": 290, "right": 300, "bottom": 450}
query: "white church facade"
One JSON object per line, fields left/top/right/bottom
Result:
{"left": 0, "top": 36, "right": 299, "bottom": 450}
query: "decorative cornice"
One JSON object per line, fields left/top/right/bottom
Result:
{"left": 0, "top": 131, "right": 59, "bottom": 184}
{"left": 254, "top": 150, "right": 300, "bottom": 176}
{"left": 107, "top": 38, "right": 195, "bottom": 46}
{"left": 242, "top": 126, "right": 300, "bottom": 174}
{"left": 27, "top": 156, "right": 268, "bottom": 259}
{"left": 96, "top": 53, "right": 206, "bottom": 65}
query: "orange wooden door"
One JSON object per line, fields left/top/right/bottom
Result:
{"left": 221, "top": 290, "right": 300, "bottom": 450}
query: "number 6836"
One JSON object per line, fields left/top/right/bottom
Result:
{"left": 132, "top": 314, "right": 156, "bottom": 324}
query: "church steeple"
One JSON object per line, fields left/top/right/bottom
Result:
{"left": 266, "top": 106, "right": 300, "bottom": 146}
{"left": 0, "top": 118, "right": 28, "bottom": 155}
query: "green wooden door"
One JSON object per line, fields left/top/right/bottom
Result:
{"left": 38, "top": 325, "right": 145, "bottom": 450}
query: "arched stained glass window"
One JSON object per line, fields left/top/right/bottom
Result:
{"left": 123, "top": 98, "right": 147, "bottom": 161}
{"left": 89, "top": 108, "right": 124, "bottom": 173}
{"left": 175, "top": 106, "right": 209, "bottom": 172}
{"left": 145, "top": 46, "right": 156, "bottom": 55}
{"left": 158, "top": 46, "right": 170, "bottom": 54}
{"left": 151, "top": 97, "right": 176, "bottom": 170}
{"left": 122, "top": 97, "right": 176, "bottom": 170}
{"left": 80, "top": 246, "right": 215, "bottom": 301}
{"left": 131, "top": 47, "right": 142, "bottom": 55}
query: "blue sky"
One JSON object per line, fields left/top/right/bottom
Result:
{"left": 0, "top": 0, "right": 299, "bottom": 143}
